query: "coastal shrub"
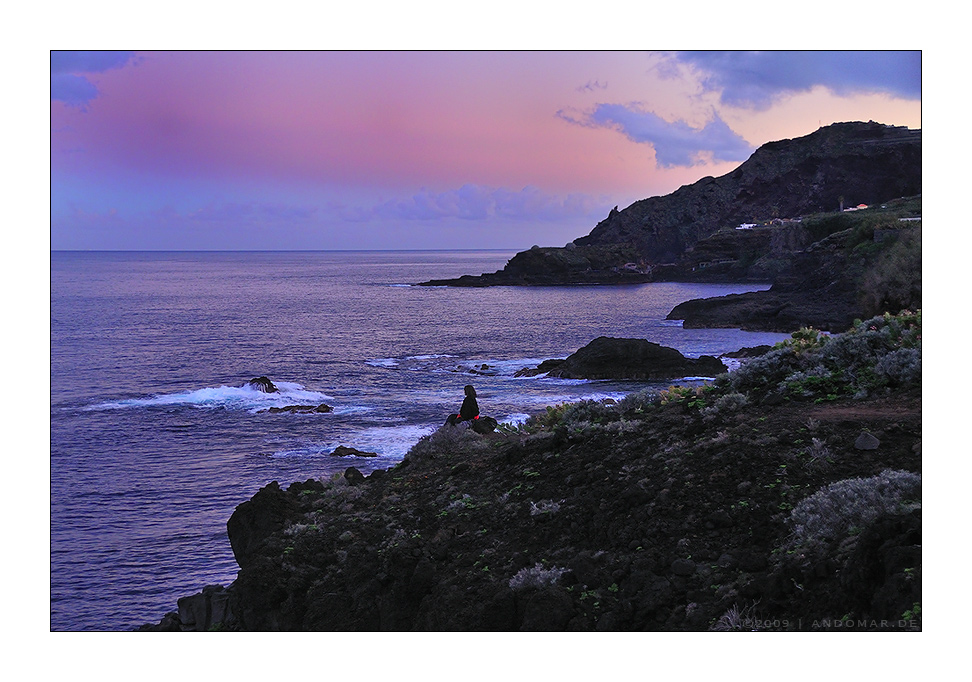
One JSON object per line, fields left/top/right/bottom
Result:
{"left": 617, "top": 388, "right": 661, "bottom": 414}
{"left": 508, "top": 563, "right": 568, "bottom": 591}
{"left": 718, "top": 345, "right": 810, "bottom": 397}
{"left": 718, "top": 311, "right": 921, "bottom": 402}
{"left": 658, "top": 384, "right": 710, "bottom": 408}
{"left": 874, "top": 347, "right": 922, "bottom": 386}
{"left": 713, "top": 392, "right": 748, "bottom": 412}
{"left": 781, "top": 366, "right": 846, "bottom": 402}
{"left": 406, "top": 425, "right": 491, "bottom": 462}
{"left": 784, "top": 469, "right": 921, "bottom": 560}
{"left": 561, "top": 399, "right": 621, "bottom": 427}
{"left": 527, "top": 403, "right": 573, "bottom": 431}
{"left": 700, "top": 391, "right": 748, "bottom": 421}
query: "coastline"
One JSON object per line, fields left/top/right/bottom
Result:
{"left": 142, "top": 312, "right": 921, "bottom": 631}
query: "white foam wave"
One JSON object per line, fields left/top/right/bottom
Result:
{"left": 86, "top": 381, "right": 334, "bottom": 412}
{"left": 270, "top": 423, "right": 437, "bottom": 460}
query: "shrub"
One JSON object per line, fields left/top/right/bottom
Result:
{"left": 719, "top": 311, "right": 921, "bottom": 402}
{"left": 784, "top": 469, "right": 921, "bottom": 560}
{"left": 508, "top": 563, "right": 568, "bottom": 591}
{"left": 406, "top": 425, "right": 491, "bottom": 462}
{"left": 617, "top": 389, "right": 661, "bottom": 414}
{"left": 874, "top": 347, "right": 922, "bottom": 386}
{"left": 713, "top": 392, "right": 748, "bottom": 412}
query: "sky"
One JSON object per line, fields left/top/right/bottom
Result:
{"left": 50, "top": 50, "right": 921, "bottom": 251}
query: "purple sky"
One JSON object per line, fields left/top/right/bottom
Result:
{"left": 50, "top": 50, "right": 921, "bottom": 251}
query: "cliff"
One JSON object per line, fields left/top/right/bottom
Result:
{"left": 417, "top": 122, "right": 922, "bottom": 333}
{"left": 420, "top": 122, "right": 920, "bottom": 289}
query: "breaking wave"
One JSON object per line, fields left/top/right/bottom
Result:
{"left": 85, "top": 381, "right": 334, "bottom": 413}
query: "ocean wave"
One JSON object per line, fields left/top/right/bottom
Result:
{"left": 85, "top": 380, "right": 334, "bottom": 412}
{"left": 270, "top": 423, "right": 436, "bottom": 460}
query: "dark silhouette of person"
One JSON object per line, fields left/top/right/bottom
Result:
{"left": 445, "top": 384, "right": 479, "bottom": 426}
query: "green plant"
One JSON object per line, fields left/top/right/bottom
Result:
{"left": 902, "top": 602, "right": 921, "bottom": 621}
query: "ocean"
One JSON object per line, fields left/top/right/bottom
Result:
{"left": 50, "top": 250, "right": 790, "bottom": 631}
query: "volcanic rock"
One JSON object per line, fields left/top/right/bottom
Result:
{"left": 247, "top": 376, "right": 279, "bottom": 393}
{"left": 260, "top": 404, "right": 334, "bottom": 414}
{"left": 331, "top": 445, "right": 378, "bottom": 458}
{"left": 524, "top": 337, "right": 726, "bottom": 381}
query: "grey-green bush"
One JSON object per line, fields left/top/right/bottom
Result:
{"left": 784, "top": 469, "right": 921, "bottom": 560}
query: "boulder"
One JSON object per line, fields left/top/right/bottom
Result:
{"left": 525, "top": 337, "right": 726, "bottom": 381}
{"left": 247, "top": 376, "right": 279, "bottom": 393}
{"left": 855, "top": 431, "right": 881, "bottom": 450}
{"left": 471, "top": 416, "right": 499, "bottom": 434}
{"left": 344, "top": 467, "right": 366, "bottom": 486}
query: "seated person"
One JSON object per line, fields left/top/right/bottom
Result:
{"left": 445, "top": 385, "right": 479, "bottom": 426}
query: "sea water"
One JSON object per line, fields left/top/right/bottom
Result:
{"left": 50, "top": 250, "right": 789, "bottom": 631}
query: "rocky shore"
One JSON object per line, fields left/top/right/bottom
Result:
{"left": 142, "top": 312, "right": 921, "bottom": 631}
{"left": 417, "top": 122, "right": 922, "bottom": 334}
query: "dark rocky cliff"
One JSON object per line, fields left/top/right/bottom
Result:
{"left": 575, "top": 121, "right": 920, "bottom": 262}
{"left": 418, "top": 121, "right": 921, "bottom": 294}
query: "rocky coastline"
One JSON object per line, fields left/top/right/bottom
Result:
{"left": 417, "top": 122, "right": 922, "bottom": 333}
{"left": 142, "top": 312, "right": 922, "bottom": 632}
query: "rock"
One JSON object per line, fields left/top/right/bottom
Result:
{"left": 855, "top": 431, "right": 881, "bottom": 450}
{"left": 246, "top": 376, "right": 278, "bottom": 393}
{"left": 530, "top": 337, "right": 725, "bottom": 381}
{"left": 177, "top": 584, "right": 232, "bottom": 631}
{"left": 514, "top": 359, "right": 566, "bottom": 377}
{"left": 260, "top": 403, "right": 334, "bottom": 414}
{"left": 471, "top": 416, "right": 499, "bottom": 434}
{"left": 226, "top": 481, "right": 300, "bottom": 569}
{"left": 723, "top": 345, "right": 773, "bottom": 358}
{"left": 671, "top": 558, "right": 697, "bottom": 576}
{"left": 344, "top": 467, "right": 366, "bottom": 486}
{"left": 331, "top": 445, "right": 378, "bottom": 458}
{"left": 520, "top": 587, "right": 575, "bottom": 630}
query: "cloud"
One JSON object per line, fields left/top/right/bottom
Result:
{"left": 343, "top": 184, "right": 607, "bottom": 224}
{"left": 671, "top": 51, "right": 921, "bottom": 108}
{"left": 562, "top": 104, "right": 753, "bottom": 168}
{"left": 577, "top": 79, "right": 608, "bottom": 93}
{"left": 51, "top": 50, "right": 138, "bottom": 108}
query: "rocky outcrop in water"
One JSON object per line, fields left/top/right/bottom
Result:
{"left": 331, "top": 446, "right": 378, "bottom": 457}
{"left": 259, "top": 404, "right": 333, "bottom": 414}
{"left": 247, "top": 376, "right": 279, "bottom": 393}
{"left": 515, "top": 337, "right": 725, "bottom": 380}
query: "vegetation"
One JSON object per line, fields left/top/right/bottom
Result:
{"left": 783, "top": 469, "right": 921, "bottom": 562}
{"left": 488, "top": 310, "right": 921, "bottom": 440}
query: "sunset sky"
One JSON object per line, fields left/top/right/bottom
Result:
{"left": 50, "top": 50, "right": 921, "bottom": 251}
